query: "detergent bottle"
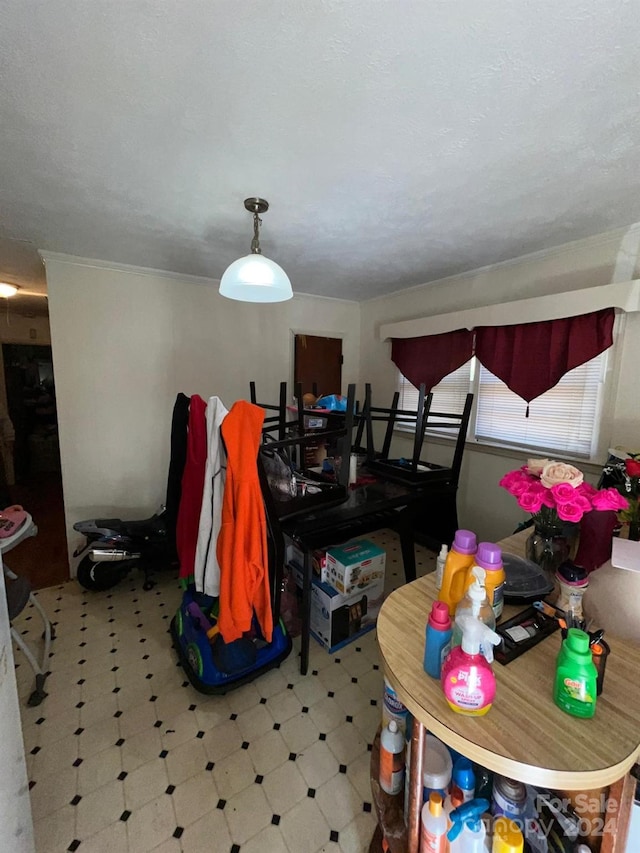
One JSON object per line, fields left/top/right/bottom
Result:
{"left": 452, "top": 568, "right": 496, "bottom": 650}
{"left": 441, "top": 615, "right": 501, "bottom": 716}
{"left": 424, "top": 601, "right": 453, "bottom": 679}
{"left": 553, "top": 628, "right": 597, "bottom": 718}
{"left": 438, "top": 530, "right": 478, "bottom": 617}
{"left": 465, "top": 543, "right": 505, "bottom": 620}
{"left": 447, "top": 798, "right": 490, "bottom": 853}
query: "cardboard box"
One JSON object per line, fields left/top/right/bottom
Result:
{"left": 325, "top": 539, "right": 386, "bottom": 595}
{"left": 284, "top": 535, "right": 328, "bottom": 584}
{"left": 310, "top": 576, "right": 385, "bottom": 653}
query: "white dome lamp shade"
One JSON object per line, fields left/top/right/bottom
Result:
{"left": 219, "top": 197, "right": 293, "bottom": 303}
{"left": 0, "top": 282, "right": 19, "bottom": 298}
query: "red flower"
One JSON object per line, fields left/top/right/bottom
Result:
{"left": 625, "top": 458, "right": 640, "bottom": 477}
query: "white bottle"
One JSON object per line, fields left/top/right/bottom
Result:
{"left": 379, "top": 719, "right": 405, "bottom": 795}
{"left": 420, "top": 792, "right": 448, "bottom": 852}
{"left": 451, "top": 567, "right": 496, "bottom": 649}
{"left": 435, "top": 544, "right": 449, "bottom": 591}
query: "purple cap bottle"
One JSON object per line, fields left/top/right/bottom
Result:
{"left": 475, "top": 542, "right": 503, "bottom": 569}
{"left": 453, "top": 529, "right": 477, "bottom": 555}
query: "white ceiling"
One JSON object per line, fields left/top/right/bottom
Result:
{"left": 1, "top": 1, "right": 640, "bottom": 302}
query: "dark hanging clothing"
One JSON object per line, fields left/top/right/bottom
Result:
{"left": 164, "top": 393, "right": 190, "bottom": 561}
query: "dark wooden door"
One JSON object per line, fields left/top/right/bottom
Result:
{"left": 294, "top": 335, "right": 342, "bottom": 398}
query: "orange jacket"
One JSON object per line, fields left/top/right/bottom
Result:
{"left": 217, "top": 401, "right": 273, "bottom": 643}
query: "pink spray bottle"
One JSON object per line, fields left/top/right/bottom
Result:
{"left": 441, "top": 614, "right": 501, "bottom": 716}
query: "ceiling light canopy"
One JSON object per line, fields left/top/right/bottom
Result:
{"left": 0, "top": 282, "right": 19, "bottom": 297}
{"left": 219, "top": 198, "right": 293, "bottom": 303}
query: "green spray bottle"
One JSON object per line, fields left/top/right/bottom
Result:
{"left": 553, "top": 628, "right": 597, "bottom": 718}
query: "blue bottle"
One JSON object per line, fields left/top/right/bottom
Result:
{"left": 450, "top": 757, "right": 475, "bottom": 805}
{"left": 424, "top": 601, "right": 452, "bottom": 678}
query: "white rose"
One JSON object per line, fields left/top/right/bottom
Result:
{"left": 540, "top": 461, "right": 584, "bottom": 489}
{"left": 526, "top": 458, "right": 550, "bottom": 477}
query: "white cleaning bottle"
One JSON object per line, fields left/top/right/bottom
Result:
{"left": 447, "top": 798, "right": 490, "bottom": 852}
{"left": 379, "top": 719, "right": 405, "bottom": 795}
{"left": 435, "top": 544, "right": 449, "bottom": 591}
{"left": 420, "top": 791, "right": 448, "bottom": 852}
{"left": 452, "top": 567, "right": 496, "bottom": 649}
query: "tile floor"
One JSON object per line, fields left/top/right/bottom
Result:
{"left": 14, "top": 530, "right": 435, "bottom": 853}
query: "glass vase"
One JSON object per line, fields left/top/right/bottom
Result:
{"left": 525, "top": 521, "right": 571, "bottom": 580}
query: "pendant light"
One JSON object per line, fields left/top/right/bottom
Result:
{"left": 0, "top": 282, "right": 19, "bottom": 298}
{"left": 219, "top": 197, "right": 293, "bottom": 302}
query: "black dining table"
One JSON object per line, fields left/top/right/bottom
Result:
{"left": 280, "top": 477, "right": 449, "bottom": 674}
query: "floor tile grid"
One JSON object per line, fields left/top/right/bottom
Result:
{"left": 14, "top": 529, "right": 436, "bottom": 852}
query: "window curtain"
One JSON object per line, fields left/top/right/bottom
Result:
{"left": 391, "top": 328, "right": 474, "bottom": 392}
{"left": 474, "top": 307, "right": 614, "bottom": 405}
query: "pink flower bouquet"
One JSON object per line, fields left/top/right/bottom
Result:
{"left": 500, "top": 459, "right": 628, "bottom": 525}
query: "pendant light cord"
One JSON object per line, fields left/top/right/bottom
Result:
{"left": 250, "top": 213, "right": 262, "bottom": 254}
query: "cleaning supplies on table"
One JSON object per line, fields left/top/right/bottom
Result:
{"left": 379, "top": 718, "right": 405, "bottom": 795}
{"left": 441, "top": 615, "right": 501, "bottom": 716}
{"left": 553, "top": 628, "right": 597, "bottom": 718}
{"left": 420, "top": 792, "right": 448, "bottom": 852}
{"left": 439, "top": 530, "right": 478, "bottom": 617}
{"left": 467, "top": 543, "right": 505, "bottom": 619}
{"left": 447, "top": 798, "right": 490, "bottom": 853}
{"left": 424, "top": 601, "right": 453, "bottom": 678}
{"left": 452, "top": 567, "right": 496, "bottom": 650}
{"left": 435, "top": 543, "right": 449, "bottom": 591}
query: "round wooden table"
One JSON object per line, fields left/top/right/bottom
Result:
{"left": 374, "top": 531, "right": 640, "bottom": 853}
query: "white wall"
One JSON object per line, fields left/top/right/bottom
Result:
{"left": 360, "top": 224, "right": 640, "bottom": 542}
{"left": 0, "top": 558, "right": 35, "bottom": 853}
{"left": 45, "top": 258, "right": 360, "bottom": 561}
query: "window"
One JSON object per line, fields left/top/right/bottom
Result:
{"left": 397, "top": 350, "right": 608, "bottom": 459}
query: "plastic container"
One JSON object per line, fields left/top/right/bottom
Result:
{"left": 452, "top": 567, "right": 496, "bottom": 649}
{"left": 441, "top": 615, "right": 501, "bottom": 716}
{"left": 447, "top": 798, "right": 490, "bottom": 853}
{"left": 555, "top": 561, "right": 589, "bottom": 625}
{"left": 424, "top": 601, "right": 453, "bottom": 679}
{"left": 422, "top": 734, "right": 453, "bottom": 803}
{"left": 450, "top": 757, "right": 475, "bottom": 807}
{"left": 420, "top": 792, "right": 448, "bottom": 852}
{"left": 439, "top": 530, "right": 478, "bottom": 617}
{"left": 470, "top": 543, "right": 505, "bottom": 619}
{"left": 435, "top": 543, "right": 449, "bottom": 591}
{"left": 383, "top": 677, "right": 409, "bottom": 735}
{"left": 492, "top": 817, "right": 524, "bottom": 853}
{"left": 491, "top": 776, "right": 527, "bottom": 823}
{"left": 379, "top": 719, "right": 405, "bottom": 795}
{"left": 553, "top": 628, "right": 597, "bottom": 718}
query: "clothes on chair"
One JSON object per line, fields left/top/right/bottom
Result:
{"left": 176, "top": 395, "right": 207, "bottom": 582}
{"left": 165, "top": 393, "right": 190, "bottom": 562}
{"left": 217, "top": 401, "right": 273, "bottom": 644}
{"left": 194, "top": 396, "right": 229, "bottom": 597}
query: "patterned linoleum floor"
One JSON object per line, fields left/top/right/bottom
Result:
{"left": 14, "top": 530, "right": 436, "bottom": 853}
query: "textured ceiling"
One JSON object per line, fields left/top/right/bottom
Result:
{"left": 1, "top": 1, "right": 640, "bottom": 301}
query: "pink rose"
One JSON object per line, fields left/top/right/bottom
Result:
{"left": 577, "top": 481, "right": 597, "bottom": 499}
{"left": 591, "top": 488, "right": 629, "bottom": 512}
{"left": 518, "top": 488, "right": 545, "bottom": 513}
{"left": 499, "top": 470, "right": 532, "bottom": 496}
{"left": 551, "top": 482, "right": 577, "bottom": 503}
{"left": 556, "top": 501, "right": 586, "bottom": 523}
{"left": 540, "top": 461, "right": 584, "bottom": 489}
{"left": 540, "top": 488, "right": 556, "bottom": 508}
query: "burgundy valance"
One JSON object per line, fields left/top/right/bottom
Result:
{"left": 474, "top": 308, "right": 614, "bottom": 403}
{"left": 391, "top": 328, "right": 474, "bottom": 394}
{"left": 391, "top": 307, "right": 614, "bottom": 403}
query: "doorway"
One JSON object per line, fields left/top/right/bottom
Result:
{"left": 294, "top": 334, "right": 343, "bottom": 399}
{"left": 2, "top": 343, "right": 68, "bottom": 588}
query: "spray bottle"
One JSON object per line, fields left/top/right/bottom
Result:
{"left": 447, "top": 798, "right": 490, "bottom": 853}
{"left": 452, "top": 568, "right": 496, "bottom": 650}
{"left": 435, "top": 543, "right": 449, "bottom": 591}
{"left": 441, "top": 616, "right": 501, "bottom": 716}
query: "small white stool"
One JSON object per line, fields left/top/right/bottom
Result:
{"left": 1, "top": 512, "right": 55, "bottom": 706}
